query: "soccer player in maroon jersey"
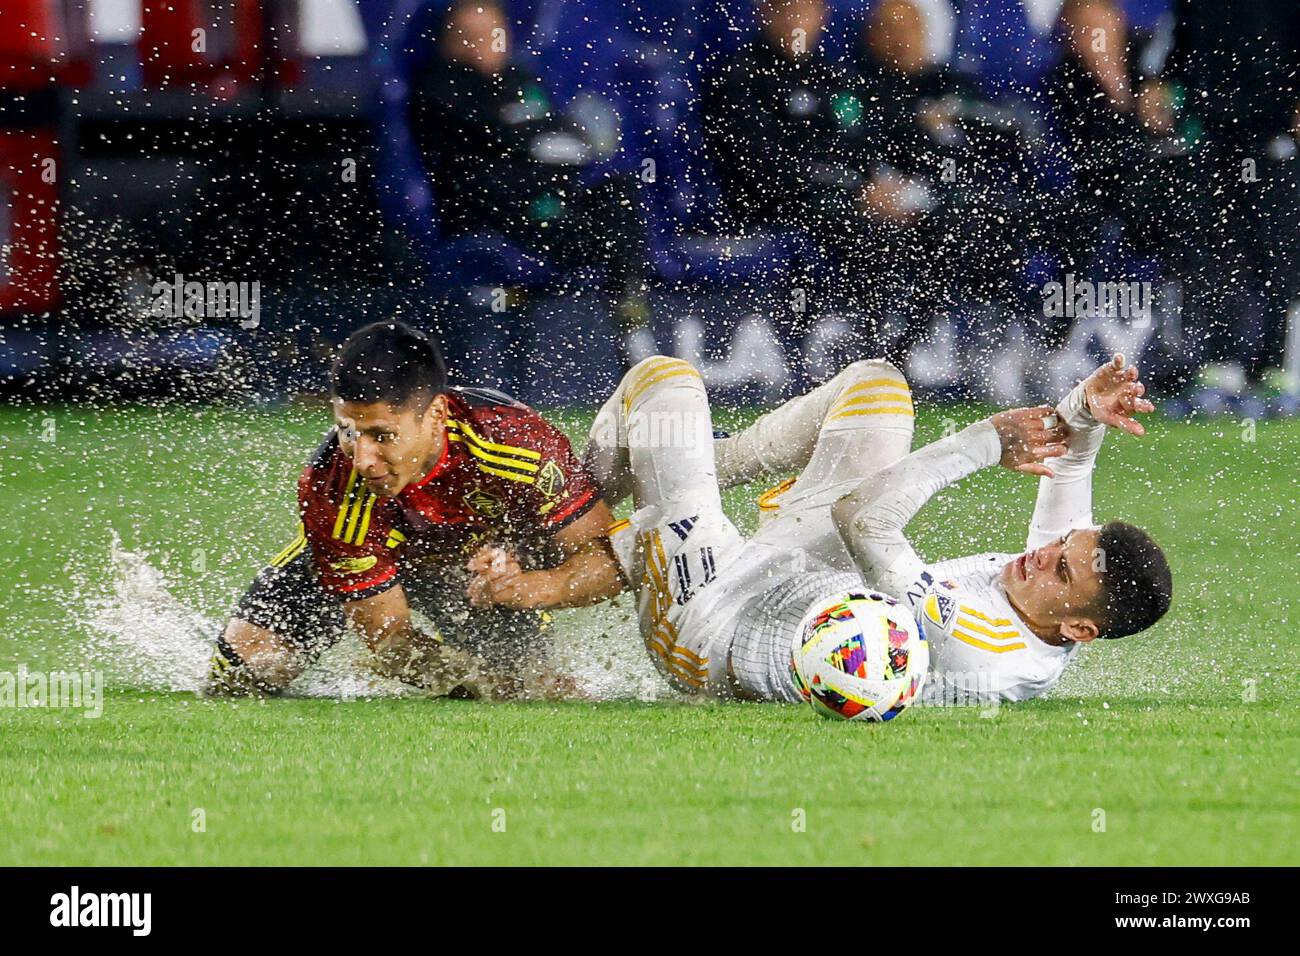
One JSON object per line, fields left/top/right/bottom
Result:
{"left": 206, "top": 321, "right": 623, "bottom": 697}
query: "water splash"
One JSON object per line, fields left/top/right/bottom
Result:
{"left": 78, "top": 533, "right": 217, "bottom": 693}
{"left": 545, "top": 597, "right": 673, "bottom": 703}
{"left": 76, "top": 533, "right": 670, "bottom": 702}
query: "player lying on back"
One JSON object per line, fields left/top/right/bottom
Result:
{"left": 467, "top": 353, "right": 1171, "bottom": 704}
{"left": 206, "top": 320, "right": 622, "bottom": 698}
{"left": 830, "top": 353, "right": 1170, "bottom": 701}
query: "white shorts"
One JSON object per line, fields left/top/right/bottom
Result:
{"left": 592, "top": 356, "right": 915, "bottom": 699}
{"left": 609, "top": 503, "right": 746, "bottom": 693}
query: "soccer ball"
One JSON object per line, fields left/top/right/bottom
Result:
{"left": 790, "top": 590, "right": 928, "bottom": 722}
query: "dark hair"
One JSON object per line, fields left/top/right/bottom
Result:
{"left": 1095, "top": 520, "right": 1172, "bottom": 639}
{"left": 329, "top": 321, "right": 448, "bottom": 409}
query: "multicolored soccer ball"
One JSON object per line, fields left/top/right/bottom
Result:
{"left": 789, "top": 590, "right": 928, "bottom": 722}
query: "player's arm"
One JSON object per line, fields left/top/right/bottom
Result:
{"left": 298, "top": 463, "right": 494, "bottom": 696}
{"left": 467, "top": 499, "right": 625, "bottom": 611}
{"left": 1026, "top": 353, "right": 1154, "bottom": 549}
{"left": 343, "top": 584, "right": 421, "bottom": 676}
{"left": 466, "top": 407, "right": 627, "bottom": 611}
{"left": 545, "top": 499, "right": 626, "bottom": 606}
{"left": 831, "top": 408, "right": 1067, "bottom": 601}
{"left": 343, "top": 585, "right": 499, "bottom": 697}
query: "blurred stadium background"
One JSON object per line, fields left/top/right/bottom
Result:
{"left": 0, "top": 0, "right": 1297, "bottom": 411}
{"left": 1, "top": 2, "right": 1298, "bottom": 870}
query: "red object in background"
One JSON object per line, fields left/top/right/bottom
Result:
{"left": 140, "top": 0, "right": 213, "bottom": 87}
{"left": 0, "top": 1, "right": 91, "bottom": 90}
{"left": 0, "top": 130, "right": 62, "bottom": 314}
{"left": 0, "top": 0, "right": 62, "bottom": 90}
{"left": 140, "top": 0, "right": 268, "bottom": 89}
{"left": 231, "top": 0, "right": 266, "bottom": 85}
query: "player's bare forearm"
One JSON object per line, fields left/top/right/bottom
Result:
{"left": 532, "top": 538, "right": 625, "bottom": 608}
{"left": 466, "top": 498, "right": 626, "bottom": 610}
{"left": 344, "top": 585, "right": 479, "bottom": 693}
{"left": 467, "top": 538, "right": 624, "bottom": 610}
{"left": 551, "top": 499, "right": 616, "bottom": 558}
{"left": 344, "top": 584, "right": 412, "bottom": 656}
{"left": 540, "top": 499, "right": 625, "bottom": 606}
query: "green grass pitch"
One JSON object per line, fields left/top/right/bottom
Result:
{"left": 0, "top": 401, "right": 1296, "bottom": 865}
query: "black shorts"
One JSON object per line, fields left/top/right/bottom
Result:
{"left": 231, "top": 550, "right": 549, "bottom": 678}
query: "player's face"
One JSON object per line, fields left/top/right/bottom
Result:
{"left": 444, "top": 4, "right": 508, "bottom": 74}
{"left": 762, "top": 0, "right": 826, "bottom": 54}
{"left": 869, "top": 0, "right": 929, "bottom": 74}
{"left": 1000, "top": 528, "right": 1104, "bottom": 642}
{"left": 333, "top": 396, "right": 448, "bottom": 498}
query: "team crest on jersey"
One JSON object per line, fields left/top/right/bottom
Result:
{"left": 536, "top": 460, "right": 565, "bottom": 499}
{"left": 923, "top": 593, "right": 957, "bottom": 630}
{"left": 463, "top": 487, "right": 505, "bottom": 518}
{"left": 329, "top": 555, "right": 378, "bottom": 574}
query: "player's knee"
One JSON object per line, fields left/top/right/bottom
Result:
{"left": 620, "top": 355, "right": 703, "bottom": 408}
{"left": 624, "top": 354, "right": 698, "bottom": 384}
{"left": 841, "top": 358, "right": 908, "bottom": 391}
{"left": 207, "top": 618, "right": 300, "bottom": 695}
{"left": 821, "top": 359, "right": 914, "bottom": 429}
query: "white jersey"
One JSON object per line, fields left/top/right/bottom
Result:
{"left": 714, "top": 558, "right": 862, "bottom": 703}
{"left": 701, "top": 548, "right": 1075, "bottom": 706}
{"left": 622, "top": 388, "right": 1103, "bottom": 704}
{"left": 599, "top": 355, "right": 924, "bottom": 700}
{"left": 609, "top": 507, "right": 857, "bottom": 701}
{"left": 610, "top": 495, "right": 873, "bottom": 702}
{"left": 909, "top": 553, "right": 1077, "bottom": 702}
{"left": 598, "top": 355, "right": 1103, "bottom": 706}
{"left": 836, "top": 380, "right": 1107, "bottom": 703}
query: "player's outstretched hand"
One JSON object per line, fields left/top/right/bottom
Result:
{"left": 1084, "top": 353, "right": 1156, "bottom": 436}
{"left": 467, "top": 544, "right": 527, "bottom": 609}
{"left": 991, "top": 405, "right": 1069, "bottom": 478}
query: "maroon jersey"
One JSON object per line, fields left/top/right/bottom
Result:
{"left": 297, "top": 387, "right": 600, "bottom": 601}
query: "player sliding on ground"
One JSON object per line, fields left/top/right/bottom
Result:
{"left": 207, "top": 321, "right": 621, "bottom": 698}
{"left": 469, "top": 353, "right": 1172, "bottom": 704}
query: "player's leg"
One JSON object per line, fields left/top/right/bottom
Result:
{"left": 744, "top": 359, "right": 916, "bottom": 567}
{"left": 776, "top": 358, "right": 915, "bottom": 505}
{"left": 207, "top": 548, "right": 346, "bottom": 696}
{"left": 719, "top": 361, "right": 918, "bottom": 700}
{"left": 584, "top": 355, "right": 724, "bottom": 512}
{"left": 210, "top": 620, "right": 302, "bottom": 696}
{"left": 716, "top": 358, "right": 915, "bottom": 497}
{"left": 583, "top": 355, "right": 746, "bottom": 692}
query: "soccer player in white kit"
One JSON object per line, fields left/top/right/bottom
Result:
{"left": 469, "top": 353, "right": 1171, "bottom": 704}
